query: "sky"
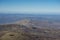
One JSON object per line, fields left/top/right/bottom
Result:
{"left": 0, "top": 0, "right": 60, "bottom": 14}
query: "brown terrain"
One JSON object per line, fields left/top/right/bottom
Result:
{"left": 0, "top": 19, "right": 60, "bottom": 40}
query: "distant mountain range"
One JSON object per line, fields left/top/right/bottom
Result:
{"left": 0, "top": 14, "right": 60, "bottom": 28}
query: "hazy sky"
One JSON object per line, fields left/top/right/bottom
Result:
{"left": 0, "top": 0, "right": 60, "bottom": 13}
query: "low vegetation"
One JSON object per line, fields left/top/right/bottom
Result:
{"left": 0, "top": 24, "right": 60, "bottom": 40}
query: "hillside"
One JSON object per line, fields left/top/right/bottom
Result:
{"left": 0, "top": 22, "right": 60, "bottom": 40}
{"left": 0, "top": 16, "right": 60, "bottom": 40}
